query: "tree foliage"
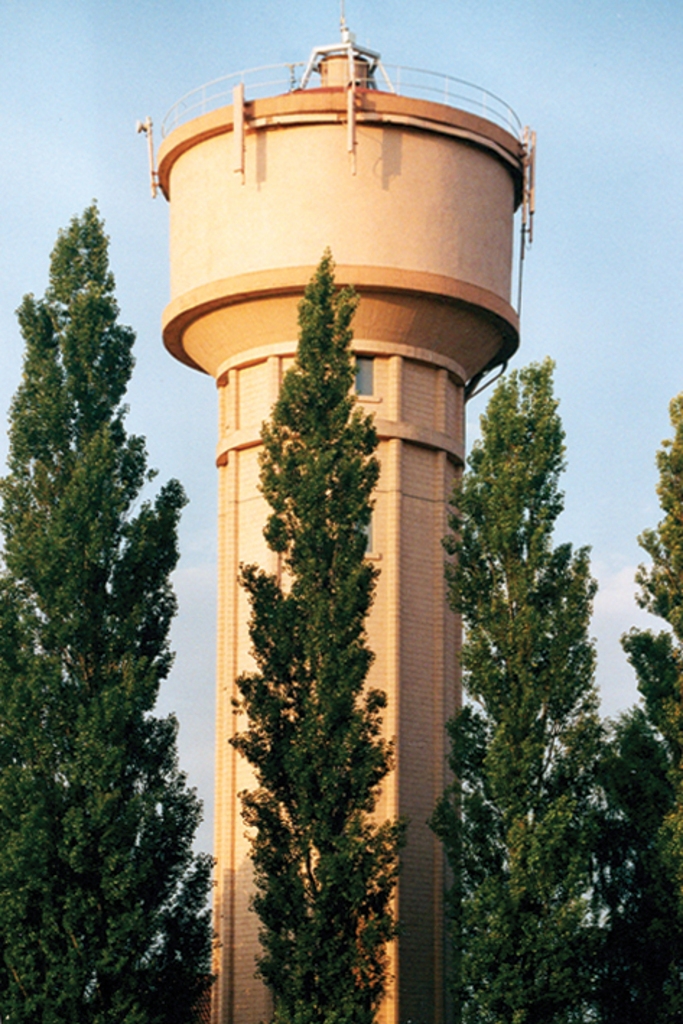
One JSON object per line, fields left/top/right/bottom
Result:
{"left": 595, "top": 392, "right": 683, "bottom": 1021}
{"left": 594, "top": 704, "right": 683, "bottom": 1023}
{"left": 432, "top": 359, "right": 602, "bottom": 1024}
{"left": 231, "top": 253, "right": 403, "bottom": 1024}
{"left": 0, "top": 206, "right": 212, "bottom": 1024}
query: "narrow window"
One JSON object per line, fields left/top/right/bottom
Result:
{"left": 358, "top": 515, "right": 373, "bottom": 555}
{"left": 365, "top": 515, "right": 373, "bottom": 554}
{"left": 355, "top": 356, "right": 374, "bottom": 396}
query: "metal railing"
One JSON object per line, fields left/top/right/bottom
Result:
{"left": 161, "top": 61, "right": 522, "bottom": 140}
{"left": 382, "top": 65, "right": 521, "bottom": 138}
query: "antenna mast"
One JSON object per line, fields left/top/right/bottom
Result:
{"left": 516, "top": 126, "right": 536, "bottom": 312}
{"left": 136, "top": 116, "right": 159, "bottom": 198}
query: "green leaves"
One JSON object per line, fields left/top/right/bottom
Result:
{"left": 636, "top": 394, "right": 683, "bottom": 637}
{"left": 435, "top": 360, "right": 601, "bottom": 1023}
{"left": 625, "top": 393, "right": 683, "bottom": 889}
{"left": 594, "top": 705, "right": 683, "bottom": 1024}
{"left": 592, "top": 393, "right": 683, "bottom": 1022}
{"left": 0, "top": 206, "right": 212, "bottom": 1023}
{"left": 232, "top": 253, "right": 402, "bottom": 1024}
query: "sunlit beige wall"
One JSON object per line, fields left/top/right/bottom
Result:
{"left": 165, "top": 112, "right": 514, "bottom": 301}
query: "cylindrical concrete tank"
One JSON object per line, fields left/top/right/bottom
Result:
{"left": 158, "top": 44, "right": 525, "bottom": 1024}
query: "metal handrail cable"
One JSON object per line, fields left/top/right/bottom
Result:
{"left": 161, "top": 60, "right": 522, "bottom": 139}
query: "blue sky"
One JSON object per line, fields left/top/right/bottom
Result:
{"left": 1, "top": 1, "right": 682, "bottom": 850}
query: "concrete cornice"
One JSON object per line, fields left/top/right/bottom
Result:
{"left": 162, "top": 264, "right": 519, "bottom": 374}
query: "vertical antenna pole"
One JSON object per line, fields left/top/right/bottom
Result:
{"left": 346, "top": 30, "right": 357, "bottom": 175}
{"left": 347, "top": 72, "right": 357, "bottom": 173}
{"left": 233, "top": 83, "right": 245, "bottom": 183}
{"left": 136, "top": 116, "right": 158, "bottom": 198}
{"left": 528, "top": 129, "right": 536, "bottom": 245}
{"left": 521, "top": 126, "right": 537, "bottom": 256}
{"left": 517, "top": 126, "right": 536, "bottom": 313}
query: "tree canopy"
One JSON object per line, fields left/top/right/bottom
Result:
{"left": 433, "top": 359, "right": 602, "bottom": 1024}
{"left": 0, "top": 206, "right": 212, "bottom": 1024}
{"left": 231, "top": 253, "right": 403, "bottom": 1024}
{"left": 595, "top": 392, "right": 683, "bottom": 1022}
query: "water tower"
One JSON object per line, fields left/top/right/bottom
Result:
{"left": 154, "top": 22, "right": 532, "bottom": 1024}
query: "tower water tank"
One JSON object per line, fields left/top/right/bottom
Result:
{"left": 156, "top": 27, "right": 530, "bottom": 1024}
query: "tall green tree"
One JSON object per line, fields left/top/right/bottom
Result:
{"left": 231, "top": 253, "right": 403, "bottom": 1024}
{"left": 594, "top": 704, "right": 683, "bottom": 1023}
{"left": 0, "top": 206, "right": 212, "bottom": 1024}
{"left": 595, "top": 391, "right": 683, "bottom": 1022}
{"left": 432, "top": 359, "right": 602, "bottom": 1024}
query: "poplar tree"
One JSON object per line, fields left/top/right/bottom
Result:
{"left": 231, "top": 253, "right": 403, "bottom": 1024}
{"left": 0, "top": 206, "right": 212, "bottom": 1024}
{"left": 595, "top": 704, "right": 683, "bottom": 1023}
{"left": 595, "top": 391, "right": 683, "bottom": 1021}
{"left": 432, "top": 360, "right": 602, "bottom": 1024}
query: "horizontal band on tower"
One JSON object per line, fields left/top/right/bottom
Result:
{"left": 162, "top": 264, "right": 519, "bottom": 381}
{"left": 215, "top": 417, "right": 465, "bottom": 468}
